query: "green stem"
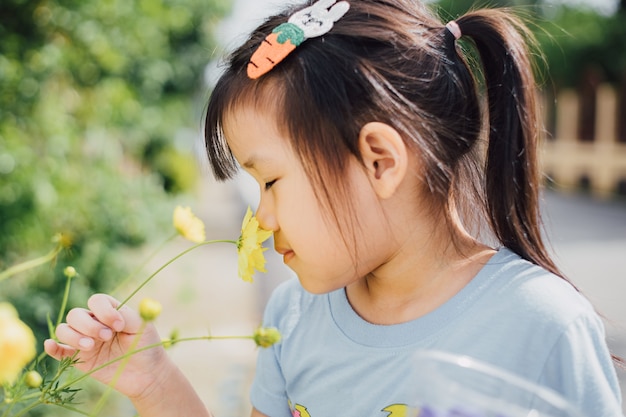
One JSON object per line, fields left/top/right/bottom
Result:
{"left": 0, "top": 245, "right": 62, "bottom": 283}
{"left": 37, "top": 351, "right": 80, "bottom": 405}
{"left": 30, "top": 351, "right": 47, "bottom": 369}
{"left": 89, "top": 323, "right": 147, "bottom": 417}
{"left": 0, "top": 368, "right": 40, "bottom": 417}
{"left": 1, "top": 391, "right": 17, "bottom": 417}
{"left": 52, "top": 402, "right": 91, "bottom": 416}
{"left": 56, "top": 272, "right": 74, "bottom": 329}
{"left": 6, "top": 400, "right": 41, "bottom": 417}
{"left": 111, "top": 233, "right": 177, "bottom": 297}
{"left": 117, "top": 239, "right": 236, "bottom": 309}
{"left": 16, "top": 334, "right": 255, "bottom": 404}
{"left": 56, "top": 334, "right": 253, "bottom": 393}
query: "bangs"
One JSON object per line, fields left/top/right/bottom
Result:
{"left": 204, "top": 70, "right": 286, "bottom": 181}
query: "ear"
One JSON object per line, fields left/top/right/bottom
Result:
{"left": 358, "top": 122, "right": 408, "bottom": 199}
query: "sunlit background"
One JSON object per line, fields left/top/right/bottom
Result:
{"left": 1, "top": 0, "right": 625, "bottom": 415}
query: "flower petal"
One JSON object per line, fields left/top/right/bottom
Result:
{"left": 0, "top": 304, "right": 36, "bottom": 385}
{"left": 173, "top": 206, "right": 206, "bottom": 243}
{"left": 236, "top": 207, "right": 273, "bottom": 282}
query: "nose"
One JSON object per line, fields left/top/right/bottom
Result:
{"left": 255, "top": 195, "right": 279, "bottom": 232}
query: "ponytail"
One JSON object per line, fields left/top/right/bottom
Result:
{"left": 455, "top": 10, "right": 563, "bottom": 278}
{"left": 456, "top": 12, "right": 626, "bottom": 369}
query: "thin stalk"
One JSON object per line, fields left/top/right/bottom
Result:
{"left": 56, "top": 273, "right": 74, "bottom": 329}
{"left": 37, "top": 352, "right": 80, "bottom": 405}
{"left": 55, "top": 334, "right": 253, "bottom": 393}
{"left": 52, "top": 403, "right": 90, "bottom": 416}
{"left": 5, "top": 400, "right": 40, "bottom": 417}
{"left": 1, "top": 391, "right": 17, "bottom": 417}
{"left": 117, "top": 239, "right": 236, "bottom": 309}
{"left": 16, "top": 334, "right": 255, "bottom": 404}
{"left": 88, "top": 323, "right": 146, "bottom": 417}
{"left": 0, "top": 246, "right": 61, "bottom": 282}
{"left": 111, "top": 233, "right": 177, "bottom": 297}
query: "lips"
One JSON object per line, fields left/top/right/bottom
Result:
{"left": 275, "top": 246, "right": 294, "bottom": 264}
{"left": 282, "top": 250, "right": 295, "bottom": 263}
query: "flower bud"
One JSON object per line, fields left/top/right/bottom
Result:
{"left": 24, "top": 371, "right": 43, "bottom": 388}
{"left": 162, "top": 328, "right": 179, "bottom": 349}
{"left": 63, "top": 266, "right": 77, "bottom": 278}
{"left": 53, "top": 233, "right": 73, "bottom": 248}
{"left": 138, "top": 298, "right": 162, "bottom": 322}
{"left": 253, "top": 326, "right": 281, "bottom": 348}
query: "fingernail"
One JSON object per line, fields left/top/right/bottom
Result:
{"left": 99, "top": 328, "right": 112, "bottom": 340}
{"left": 78, "top": 338, "right": 93, "bottom": 349}
{"left": 113, "top": 320, "right": 124, "bottom": 332}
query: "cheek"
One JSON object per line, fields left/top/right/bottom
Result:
{"left": 284, "top": 196, "right": 341, "bottom": 253}
{"left": 287, "top": 205, "right": 363, "bottom": 291}
{"left": 279, "top": 164, "right": 387, "bottom": 286}
{"left": 279, "top": 185, "right": 352, "bottom": 263}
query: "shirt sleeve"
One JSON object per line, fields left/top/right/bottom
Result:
{"left": 249, "top": 280, "right": 300, "bottom": 417}
{"left": 250, "top": 346, "right": 291, "bottom": 417}
{"left": 539, "top": 313, "right": 624, "bottom": 416}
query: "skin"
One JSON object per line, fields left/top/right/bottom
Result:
{"left": 45, "top": 104, "right": 494, "bottom": 416}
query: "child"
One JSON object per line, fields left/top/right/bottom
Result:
{"left": 45, "top": 0, "right": 624, "bottom": 416}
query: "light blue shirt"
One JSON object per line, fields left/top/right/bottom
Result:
{"left": 250, "top": 248, "right": 623, "bottom": 416}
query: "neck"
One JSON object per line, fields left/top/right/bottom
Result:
{"left": 346, "top": 222, "right": 495, "bottom": 325}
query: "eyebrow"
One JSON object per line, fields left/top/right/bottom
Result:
{"left": 242, "top": 158, "right": 255, "bottom": 169}
{"left": 242, "top": 155, "right": 271, "bottom": 170}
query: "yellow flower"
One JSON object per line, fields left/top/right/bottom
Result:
{"left": 173, "top": 206, "right": 206, "bottom": 243}
{"left": 53, "top": 232, "right": 73, "bottom": 249}
{"left": 237, "top": 207, "right": 272, "bottom": 282}
{"left": 253, "top": 326, "right": 281, "bottom": 348}
{"left": 0, "top": 303, "right": 36, "bottom": 386}
{"left": 138, "top": 298, "right": 162, "bottom": 322}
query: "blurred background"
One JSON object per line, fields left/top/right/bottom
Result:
{"left": 1, "top": 0, "right": 625, "bottom": 415}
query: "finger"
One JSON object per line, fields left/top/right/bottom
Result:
{"left": 88, "top": 294, "right": 143, "bottom": 334}
{"left": 86, "top": 294, "right": 125, "bottom": 332}
{"left": 55, "top": 322, "right": 97, "bottom": 350}
{"left": 44, "top": 338, "right": 77, "bottom": 361}
{"left": 66, "top": 307, "right": 114, "bottom": 342}
{"left": 117, "top": 303, "right": 145, "bottom": 334}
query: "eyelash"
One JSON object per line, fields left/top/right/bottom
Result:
{"left": 264, "top": 179, "right": 277, "bottom": 190}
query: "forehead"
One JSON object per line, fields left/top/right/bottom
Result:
{"left": 222, "top": 104, "right": 292, "bottom": 168}
{"left": 221, "top": 77, "right": 286, "bottom": 138}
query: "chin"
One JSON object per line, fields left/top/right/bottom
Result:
{"left": 296, "top": 274, "right": 347, "bottom": 295}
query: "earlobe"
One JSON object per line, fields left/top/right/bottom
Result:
{"left": 358, "top": 122, "right": 408, "bottom": 199}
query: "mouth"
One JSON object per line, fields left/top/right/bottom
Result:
{"left": 276, "top": 247, "right": 295, "bottom": 264}
{"left": 282, "top": 250, "right": 294, "bottom": 263}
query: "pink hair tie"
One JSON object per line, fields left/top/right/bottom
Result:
{"left": 445, "top": 21, "right": 462, "bottom": 40}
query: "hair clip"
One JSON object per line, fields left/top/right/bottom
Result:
{"left": 247, "top": 0, "right": 350, "bottom": 79}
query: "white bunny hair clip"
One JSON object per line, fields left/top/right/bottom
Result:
{"left": 247, "top": 0, "right": 350, "bottom": 79}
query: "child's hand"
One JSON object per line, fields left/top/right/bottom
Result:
{"left": 44, "top": 294, "right": 168, "bottom": 399}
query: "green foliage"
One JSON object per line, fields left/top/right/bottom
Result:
{"left": 535, "top": 7, "right": 626, "bottom": 87}
{"left": 433, "top": 0, "right": 540, "bottom": 21}
{"left": 432, "top": 0, "right": 626, "bottom": 87}
{"left": 0, "top": 0, "right": 229, "bottom": 348}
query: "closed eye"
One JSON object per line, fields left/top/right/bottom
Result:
{"left": 264, "top": 179, "right": 277, "bottom": 190}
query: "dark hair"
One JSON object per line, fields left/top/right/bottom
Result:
{"left": 204, "top": 0, "right": 556, "bottom": 274}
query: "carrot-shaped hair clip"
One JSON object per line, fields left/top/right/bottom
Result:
{"left": 247, "top": 0, "right": 350, "bottom": 79}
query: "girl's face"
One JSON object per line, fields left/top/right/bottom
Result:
{"left": 224, "top": 106, "right": 395, "bottom": 294}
